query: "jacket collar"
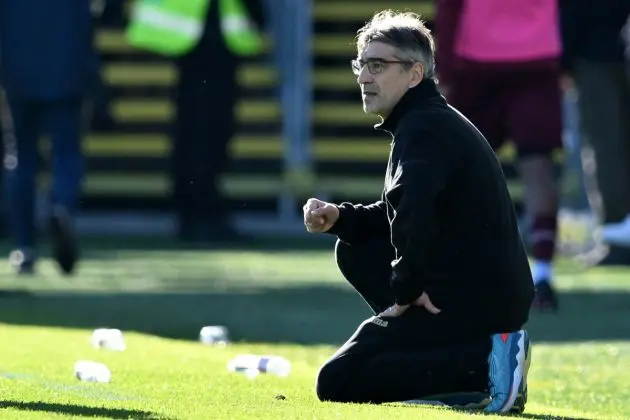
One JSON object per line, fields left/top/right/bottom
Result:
{"left": 375, "top": 78, "right": 444, "bottom": 134}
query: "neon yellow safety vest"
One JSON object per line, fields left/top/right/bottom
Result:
{"left": 126, "top": 0, "right": 262, "bottom": 57}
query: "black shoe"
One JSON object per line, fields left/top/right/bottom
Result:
{"left": 532, "top": 280, "right": 558, "bottom": 312}
{"left": 50, "top": 206, "right": 78, "bottom": 275}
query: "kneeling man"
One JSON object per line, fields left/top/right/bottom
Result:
{"left": 303, "top": 11, "right": 534, "bottom": 414}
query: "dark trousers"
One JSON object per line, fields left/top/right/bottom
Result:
{"left": 316, "top": 239, "right": 491, "bottom": 404}
{"left": 172, "top": 54, "right": 237, "bottom": 236}
{"left": 3, "top": 97, "right": 84, "bottom": 249}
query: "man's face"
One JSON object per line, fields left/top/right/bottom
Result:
{"left": 354, "top": 42, "right": 422, "bottom": 118}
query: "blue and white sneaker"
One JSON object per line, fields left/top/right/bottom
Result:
{"left": 485, "top": 330, "right": 531, "bottom": 413}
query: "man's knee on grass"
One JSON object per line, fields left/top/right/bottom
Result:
{"left": 315, "top": 360, "right": 352, "bottom": 402}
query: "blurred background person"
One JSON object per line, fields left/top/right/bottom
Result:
{"left": 0, "top": 0, "right": 93, "bottom": 275}
{"left": 179, "top": 0, "right": 264, "bottom": 244}
{"left": 560, "top": 0, "right": 630, "bottom": 266}
{"left": 128, "top": 0, "right": 267, "bottom": 243}
{"left": 172, "top": 0, "right": 265, "bottom": 244}
{"left": 167, "top": 0, "right": 265, "bottom": 243}
{"left": 435, "top": 0, "right": 563, "bottom": 311}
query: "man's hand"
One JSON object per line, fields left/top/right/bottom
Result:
{"left": 379, "top": 292, "right": 441, "bottom": 317}
{"left": 303, "top": 198, "right": 340, "bottom": 233}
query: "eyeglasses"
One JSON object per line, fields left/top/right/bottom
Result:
{"left": 351, "top": 58, "right": 413, "bottom": 75}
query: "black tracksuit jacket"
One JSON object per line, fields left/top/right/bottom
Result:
{"left": 328, "top": 79, "right": 534, "bottom": 333}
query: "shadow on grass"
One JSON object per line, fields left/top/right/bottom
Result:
{"left": 0, "top": 400, "right": 169, "bottom": 419}
{"left": 0, "top": 285, "right": 628, "bottom": 345}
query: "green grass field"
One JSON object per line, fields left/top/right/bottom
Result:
{"left": 0, "top": 237, "right": 628, "bottom": 419}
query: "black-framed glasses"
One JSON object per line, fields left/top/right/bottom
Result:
{"left": 351, "top": 58, "right": 413, "bottom": 75}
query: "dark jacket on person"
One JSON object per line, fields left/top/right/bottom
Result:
{"left": 328, "top": 79, "right": 534, "bottom": 334}
{"left": 0, "top": 0, "right": 94, "bottom": 100}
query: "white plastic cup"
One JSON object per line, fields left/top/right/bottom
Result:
{"left": 199, "top": 326, "right": 229, "bottom": 347}
{"left": 91, "top": 329, "right": 126, "bottom": 351}
{"left": 74, "top": 360, "right": 111, "bottom": 383}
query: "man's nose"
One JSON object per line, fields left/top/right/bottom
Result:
{"left": 357, "top": 65, "right": 373, "bottom": 85}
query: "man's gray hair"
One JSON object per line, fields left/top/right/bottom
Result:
{"left": 356, "top": 10, "right": 436, "bottom": 79}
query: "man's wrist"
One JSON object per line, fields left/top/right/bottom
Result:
{"left": 324, "top": 205, "right": 345, "bottom": 235}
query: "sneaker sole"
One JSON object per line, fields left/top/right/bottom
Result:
{"left": 402, "top": 399, "right": 448, "bottom": 407}
{"left": 405, "top": 392, "right": 491, "bottom": 410}
{"left": 485, "top": 330, "right": 527, "bottom": 413}
{"left": 511, "top": 332, "right": 532, "bottom": 414}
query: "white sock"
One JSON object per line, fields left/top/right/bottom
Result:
{"left": 531, "top": 261, "right": 552, "bottom": 285}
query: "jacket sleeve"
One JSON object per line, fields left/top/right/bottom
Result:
{"left": 326, "top": 201, "right": 390, "bottom": 244}
{"left": 434, "top": 0, "right": 464, "bottom": 87}
{"left": 388, "top": 121, "right": 455, "bottom": 305}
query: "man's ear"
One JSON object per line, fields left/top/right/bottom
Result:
{"left": 408, "top": 63, "right": 424, "bottom": 88}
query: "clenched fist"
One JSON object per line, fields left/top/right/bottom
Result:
{"left": 303, "top": 198, "right": 340, "bottom": 233}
